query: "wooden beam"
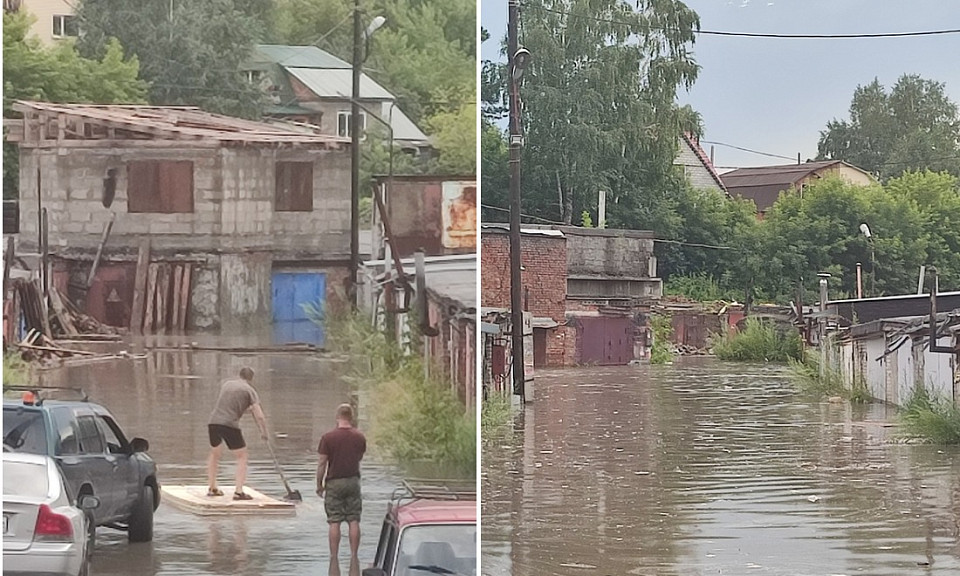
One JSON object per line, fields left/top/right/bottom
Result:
{"left": 86, "top": 212, "right": 116, "bottom": 289}
{"left": 48, "top": 287, "right": 78, "bottom": 336}
{"left": 178, "top": 264, "right": 191, "bottom": 332}
{"left": 144, "top": 263, "right": 159, "bottom": 334}
{"left": 170, "top": 265, "right": 183, "bottom": 334}
{"left": 156, "top": 264, "right": 170, "bottom": 335}
{"left": 129, "top": 239, "right": 151, "bottom": 334}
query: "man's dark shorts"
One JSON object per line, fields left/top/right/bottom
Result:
{"left": 324, "top": 476, "right": 362, "bottom": 524}
{"left": 208, "top": 424, "right": 246, "bottom": 450}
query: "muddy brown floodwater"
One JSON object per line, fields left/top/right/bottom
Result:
{"left": 482, "top": 358, "right": 960, "bottom": 576}
{"left": 36, "top": 336, "right": 403, "bottom": 575}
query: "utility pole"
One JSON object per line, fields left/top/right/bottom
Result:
{"left": 508, "top": 0, "right": 525, "bottom": 402}
{"left": 349, "top": 0, "right": 362, "bottom": 309}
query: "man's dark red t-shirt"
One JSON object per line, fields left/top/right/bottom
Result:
{"left": 318, "top": 426, "right": 367, "bottom": 480}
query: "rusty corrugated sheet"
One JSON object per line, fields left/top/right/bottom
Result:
{"left": 441, "top": 182, "right": 476, "bottom": 250}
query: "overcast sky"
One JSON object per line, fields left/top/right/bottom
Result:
{"left": 480, "top": 0, "right": 960, "bottom": 171}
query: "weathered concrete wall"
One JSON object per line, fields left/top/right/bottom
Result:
{"left": 18, "top": 146, "right": 350, "bottom": 258}
{"left": 558, "top": 227, "right": 656, "bottom": 280}
{"left": 219, "top": 252, "right": 272, "bottom": 333}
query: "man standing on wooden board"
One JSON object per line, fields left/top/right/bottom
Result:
{"left": 316, "top": 403, "right": 367, "bottom": 573}
{"left": 207, "top": 366, "right": 269, "bottom": 500}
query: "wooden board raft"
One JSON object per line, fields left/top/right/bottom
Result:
{"left": 160, "top": 485, "right": 296, "bottom": 516}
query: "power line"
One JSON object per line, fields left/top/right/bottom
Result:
{"left": 700, "top": 140, "right": 796, "bottom": 161}
{"left": 523, "top": 4, "right": 960, "bottom": 39}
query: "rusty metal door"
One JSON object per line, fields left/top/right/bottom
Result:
{"left": 579, "top": 317, "right": 634, "bottom": 365}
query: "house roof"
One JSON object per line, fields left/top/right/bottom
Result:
{"left": 720, "top": 160, "right": 871, "bottom": 212}
{"left": 8, "top": 101, "right": 349, "bottom": 149}
{"left": 680, "top": 132, "right": 727, "bottom": 193}
{"left": 286, "top": 67, "right": 395, "bottom": 101}
{"left": 251, "top": 45, "right": 430, "bottom": 145}
{"left": 254, "top": 45, "right": 351, "bottom": 69}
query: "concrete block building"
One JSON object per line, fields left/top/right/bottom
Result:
{"left": 6, "top": 101, "right": 351, "bottom": 340}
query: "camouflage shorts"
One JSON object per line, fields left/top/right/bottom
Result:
{"left": 324, "top": 476, "right": 362, "bottom": 524}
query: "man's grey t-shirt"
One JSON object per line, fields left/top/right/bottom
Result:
{"left": 208, "top": 378, "right": 260, "bottom": 429}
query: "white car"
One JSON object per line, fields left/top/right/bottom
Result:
{"left": 3, "top": 451, "right": 100, "bottom": 576}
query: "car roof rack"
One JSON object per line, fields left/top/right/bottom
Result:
{"left": 3, "top": 386, "right": 89, "bottom": 405}
{"left": 391, "top": 479, "right": 477, "bottom": 505}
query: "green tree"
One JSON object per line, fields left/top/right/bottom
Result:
{"left": 426, "top": 100, "right": 477, "bottom": 175}
{"left": 480, "top": 122, "right": 509, "bottom": 222}
{"left": 75, "top": 0, "right": 267, "bottom": 118}
{"left": 515, "top": 0, "right": 700, "bottom": 226}
{"left": 755, "top": 176, "right": 928, "bottom": 300}
{"left": 885, "top": 170, "right": 960, "bottom": 290}
{"left": 817, "top": 75, "right": 960, "bottom": 180}
{"left": 3, "top": 10, "right": 147, "bottom": 198}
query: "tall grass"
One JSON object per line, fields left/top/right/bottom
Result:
{"left": 321, "top": 305, "right": 476, "bottom": 477}
{"left": 481, "top": 393, "right": 513, "bottom": 441}
{"left": 650, "top": 313, "right": 674, "bottom": 365}
{"left": 3, "top": 353, "right": 29, "bottom": 389}
{"left": 711, "top": 317, "right": 803, "bottom": 363}
{"left": 900, "top": 386, "right": 960, "bottom": 444}
{"left": 785, "top": 352, "right": 875, "bottom": 402}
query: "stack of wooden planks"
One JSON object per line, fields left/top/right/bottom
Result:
{"left": 129, "top": 239, "right": 192, "bottom": 335}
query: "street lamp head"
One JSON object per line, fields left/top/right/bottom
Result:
{"left": 364, "top": 16, "right": 386, "bottom": 39}
{"left": 512, "top": 47, "right": 531, "bottom": 80}
{"left": 859, "top": 223, "right": 871, "bottom": 238}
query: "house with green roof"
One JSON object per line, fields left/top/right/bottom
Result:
{"left": 244, "top": 44, "right": 431, "bottom": 153}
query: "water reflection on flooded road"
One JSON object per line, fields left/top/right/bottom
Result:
{"left": 38, "top": 337, "right": 402, "bottom": 575}
{"left": 482, "top": 358, "right": 960, "bottom": 576}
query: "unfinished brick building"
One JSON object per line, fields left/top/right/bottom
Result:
{"left": 6, "top": 101, "right": 350, "bottom": 342}
{"left": 481, "top": 225, "right": 662, "bottom": 368}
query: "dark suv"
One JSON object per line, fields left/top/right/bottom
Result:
{"left": 2, "top": 388, "right": 160, "bottom": 544}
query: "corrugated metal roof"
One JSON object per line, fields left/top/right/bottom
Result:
{"left": 254, "top": 45, "right": 350, "bottom": 69}
{"left": 286, "top": 67, "right": 394, "bottom": 100}
{"left": 389, "top": 106, "right": 430, "bottom": 144}
{"left": 11, "top": 101, "right": 348, "bottom": 148}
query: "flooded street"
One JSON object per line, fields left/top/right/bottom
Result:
{"left": 482, "top": 358, "right": 960, "bottom": 575}
{"left": 37, "top": 336, "right": 402, "bottom": 575}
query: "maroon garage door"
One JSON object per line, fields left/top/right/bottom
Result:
{"left": 578, "top": 317, "right": 634, "bottom": 365}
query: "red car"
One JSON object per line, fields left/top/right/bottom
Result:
{"left": 363, "top": 481, "right": 476, "bottom": 576}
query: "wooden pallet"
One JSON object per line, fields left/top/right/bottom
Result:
{"left": 160, "top": 485, "right": 297, "bottom": 517}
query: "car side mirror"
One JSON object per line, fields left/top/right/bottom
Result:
{"left": 79, "top": 494, "right": 101, "bottom": 511}
{"left": 361, "top": 569, "right": 387, "bottom": 576}
{"left": 130, "top": 438, "right": 149, "bottom": 453}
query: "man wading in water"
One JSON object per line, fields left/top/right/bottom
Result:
{"left": 316, "top": 403, "right": 366, "bottom": 575}
{"left": 207, "top": 367, "right": 269, "bottom": 500}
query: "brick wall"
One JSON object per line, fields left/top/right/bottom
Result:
{"left": 482, "top": 232, "right": 568, "bottom": 367}
{"left": 481, "top": 232, "right": 566, "bottom": 322}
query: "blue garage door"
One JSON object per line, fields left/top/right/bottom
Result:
{"left": 272, "top": 272, "right": 326, "bottom": 346}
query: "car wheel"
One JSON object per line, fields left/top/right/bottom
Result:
{"left": 84, "top": 512, "right": 96, "bottom": 561}
{"left": 127, "top": 484, "right": 154, "bottom": 543}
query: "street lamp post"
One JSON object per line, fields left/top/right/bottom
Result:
{"left": 860, "top": 223, "right": 875, "bottom": 296}
{"left": 350, "top": 6, "right": 385, "bottom": 308}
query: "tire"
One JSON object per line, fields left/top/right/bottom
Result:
{"left": 127, "top": 484, "right": 154, "bottom": 543}
{"left": 84, "top": 512, "right": 96, "bottom": 561}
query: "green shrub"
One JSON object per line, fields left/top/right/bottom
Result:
{"left": 650, "top": 313, "right": 674, "bottom": 365}
{"left": 664, "top": 273, "right": 735, "bottom": 302}
{"left": 787, "top": 353, "right": 846, "bottom": 398}
{"left": 900, "top": 386, "right": 960, "bottom": 444}
{"left": 3, "top": 353, "right": 29, "bottom": 389}
{"left": 711, "top": 317, "right": 803, "bottom": 363}
{"left": 320, "top": 305, "right": 476, "bottom": 477}
{"left": 481, "top": 393, "right": 513, "bottom": 440}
